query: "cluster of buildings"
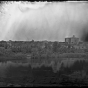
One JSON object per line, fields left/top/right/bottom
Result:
{"left": 65, "top": 35, "right": 88, "bottom": 49}
{"left": 0, "top": 35, "right": 88, "bottom": 51}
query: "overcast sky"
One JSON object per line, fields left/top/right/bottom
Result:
{"left": 0, "top": 1, "right": 88, "bottom": 41}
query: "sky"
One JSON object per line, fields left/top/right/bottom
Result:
{"left": 0, "top": 1, "right": 88, "bottom": 42}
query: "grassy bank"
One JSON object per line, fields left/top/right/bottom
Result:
{"left": 0, "top": 52, "right": 88, "bottom": 63}
{"left": 0, "top": 53, "right": 27, "bottom": 62}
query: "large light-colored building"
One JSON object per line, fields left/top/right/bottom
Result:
{"left": 65, "top": 35, "right": 79, "bottom": 44}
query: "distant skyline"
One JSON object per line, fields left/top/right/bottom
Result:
{"left": 0, "top": 1, "right": 88, "bottom": 41}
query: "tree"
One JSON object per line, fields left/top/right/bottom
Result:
{"left": 52, "top": 41, "right": 59, "bottom": 53}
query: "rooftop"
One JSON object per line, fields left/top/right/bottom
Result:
{"left": 65, "top": 35, "right": 79, "bottom": 39}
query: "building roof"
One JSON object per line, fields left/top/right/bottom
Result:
{"left": 65, "top": 35, "right": 79, "bottom": 39}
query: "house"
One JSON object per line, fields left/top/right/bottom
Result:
{"left": 65, "top": 35, "right": 79, "bottom": 44}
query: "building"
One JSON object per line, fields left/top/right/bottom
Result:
{"left": 65, "top": 35, "right": 79, "bottom": 44}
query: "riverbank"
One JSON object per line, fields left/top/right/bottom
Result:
{"left": 0, "top": 53, "right": 27, "bottom": 62}
{"left": 0, "top": 52, "right": 88, "bottom": 63}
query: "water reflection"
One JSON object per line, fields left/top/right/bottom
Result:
{"left": 0, "top": 58, "right": 88, "bottom": 86}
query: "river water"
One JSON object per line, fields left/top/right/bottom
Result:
{"left": 0, "top": 58, "right": 88, "bottom": 86}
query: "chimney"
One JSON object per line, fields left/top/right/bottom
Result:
{"left": 73, "top": 35, "right": 75, "bottom": 38}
